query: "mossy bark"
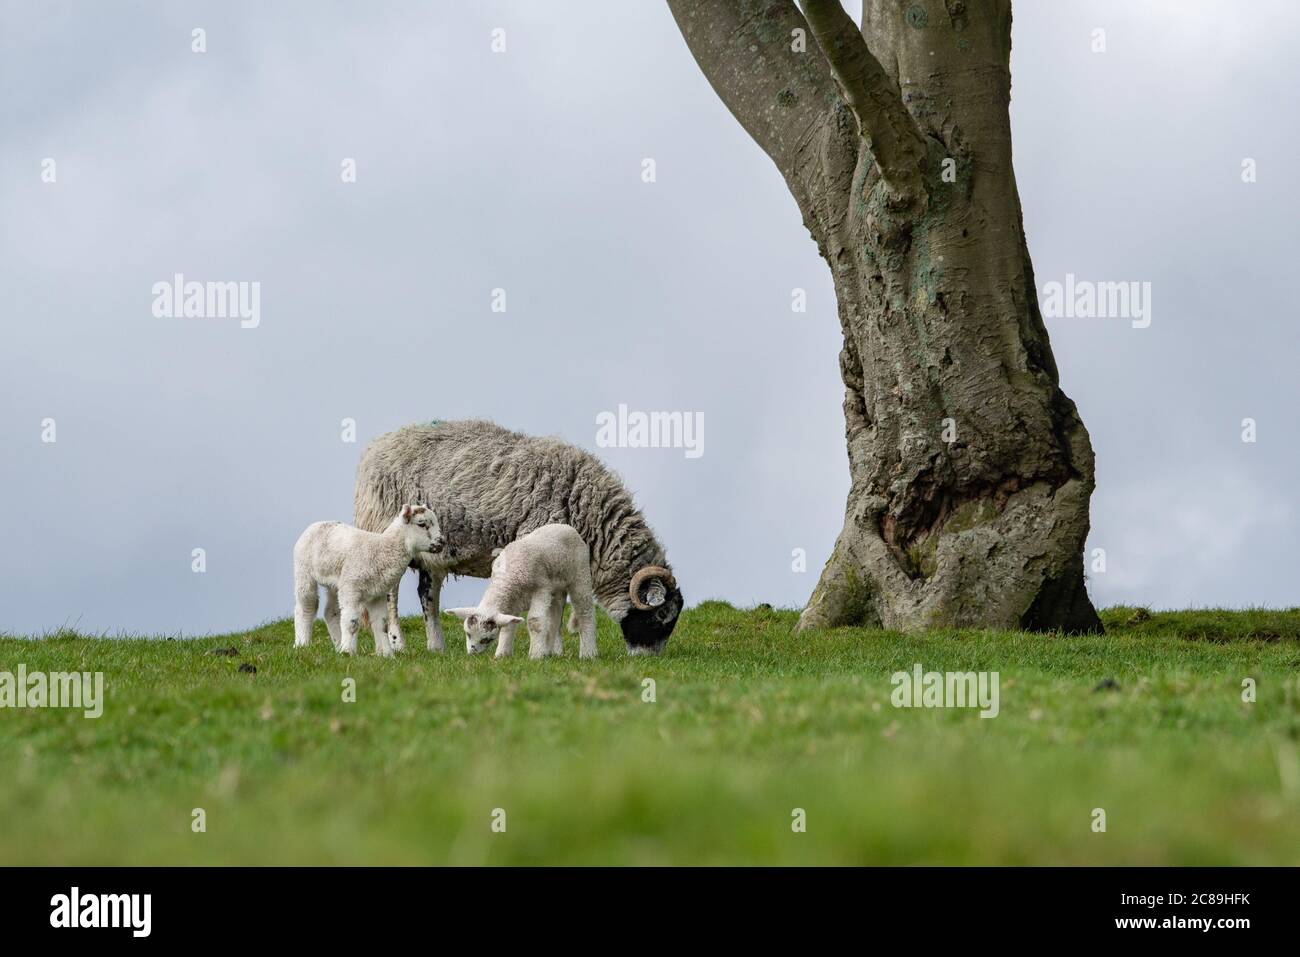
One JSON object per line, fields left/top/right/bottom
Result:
{"left": 669, "top": 0, "right": 1101, "bottom": 633}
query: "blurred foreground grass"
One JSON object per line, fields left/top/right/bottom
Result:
{"left": 2, "top": 602, "right": 1298, "bottom": 864}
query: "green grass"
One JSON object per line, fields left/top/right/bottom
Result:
{"left": 2, "top": 603, "right": 1300, "bottom": 865}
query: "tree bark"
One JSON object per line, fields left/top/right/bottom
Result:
{"left": 668, "top": 0, "right": 1102, "bottom": 633}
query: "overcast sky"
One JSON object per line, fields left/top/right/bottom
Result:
{"left": 1, "top": 1, "right": 1297, "bottom": 636}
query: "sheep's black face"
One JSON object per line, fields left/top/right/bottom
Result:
{"left": 620, "top": 586, "right": 683, "bottom": 656}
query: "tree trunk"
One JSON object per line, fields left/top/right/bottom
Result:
{"left": 669, "top": 0, "right": 1102, "bottom": 633}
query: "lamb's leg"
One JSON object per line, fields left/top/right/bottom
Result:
{"left": 572, "top": 581, "right": 598, "bottom": 660}
{"left": 526, "top": 592, "right": 553, "bottom": 660}
{"left": 369, "top": 598, "right": 394, "bottom": 657}
{"left": 386, "top": 575, "right": 404, "bottom": 652}
{"left": 323, "top": 587, "right": 342, "bottom": 650}
{"left": 547, "top": 593, "right": 565, "bottom": 656}
{"left": 338, "top": 596, "right": 362, "bottom": 655}
{"left": 293, "top": 577, "right": 318, "bottom": 648}
{"left": 495, "top": 620, "right": 517, "bottom": 658}
{"left": 417, "top": 567, "right": 445, "bottom": 653}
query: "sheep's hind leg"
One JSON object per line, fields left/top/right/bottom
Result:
{"left": 417, "top": 567, "right": 445, "bottom": 653}
{"left": 323, "top": 587, "right": 342, "bottom": 650}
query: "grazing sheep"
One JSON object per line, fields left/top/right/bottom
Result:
{"left": 448, "top": 523, "right": 599, "bottom": 660}
{"left": 354, "top": 419, "right": 683, "bottom": 657}
{"left": 293, "top": 504, "right": 443, "bottom": 656}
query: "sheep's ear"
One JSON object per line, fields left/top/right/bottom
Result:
{"left": 490, "top": 547, "right": 503, "bottom": 559}
{"left": 493, "top": 613, "right": 524, "bottom": 626}
{"left": 446, "top": 607, "right": 476, "bottom": 620}
{"left": 401, "top": 504, "right": 414, "bottom": 522}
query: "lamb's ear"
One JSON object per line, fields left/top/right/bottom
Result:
{"left": 445, "top": 607, "right": 476, "bottom": 620}
{"left": 490, "top": 547, "right": 504, "bottom": 559}
{"left": 493, "top": 614, "right": 524, "bottom": 626}
{"left": 401, "top": 504, "right": 414, "bottom": 523}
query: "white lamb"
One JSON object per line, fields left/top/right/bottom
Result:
{"left": 293, "top": 504, "right": 443, "bottom": 656}
{"left": 448, "top": 523, "right": 599, "bottom": 660}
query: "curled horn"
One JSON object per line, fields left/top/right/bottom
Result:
{"left": 629, "top": 565, "right": 676, "bottom": 610}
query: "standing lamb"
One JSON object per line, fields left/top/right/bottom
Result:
{"left": 293, "top": 504, "right": 443, "bottom": 656}
{"left": 354, "top": 419, "right": 682, "bottom": 656}
{"left": 448, "top": 524, "right": 599, "bottom": 659}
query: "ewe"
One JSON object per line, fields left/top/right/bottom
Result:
{"left": 448, "top": 524, "right": 599, "bottom": 660}
{"left": 293, "top": 504, "right": 443, "bottom": 656}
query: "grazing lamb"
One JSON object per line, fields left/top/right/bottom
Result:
{"left": 354, "top": 419, "right": 682, "bottom": 657}
{"left": 448, "top": 523, "right": 599, "bottom": 660}
{"left": 293, "top": 504, "right": 443, "bottom": 656}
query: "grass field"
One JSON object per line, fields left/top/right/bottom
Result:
{"left": 2, "top": 603, "right": 1299, "bottom": 865}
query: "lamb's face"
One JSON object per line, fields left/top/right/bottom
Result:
{"left": 620, "top": 584, "right": 683, "bottom": 656}
{"left": 448, "top": 608, "right": 523, "bottom": 654}
{"left": 397, "top": 505, "right": 445, "bottom": 556}
{"left": 462, "top": 613, "right": 499, "bottom": 654}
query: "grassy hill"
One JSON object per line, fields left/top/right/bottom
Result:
{"left": 2, "top": 604, "right": 1298, "bottom": 865}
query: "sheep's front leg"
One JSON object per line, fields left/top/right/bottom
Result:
{"left": 526, "top": 592, "right": 554, "bottom": 660}
{"left": 293, "top": 578, "right": 318, "bottom": 648}
{"left": 571, "top": 583, "right": 598, "bottom": 660}
{"left": 547, "top": 593, "right": 565, "bottom": 656}
{"left": 323, "top": 587, "right": 342, "bottom": 650}
{"left": 338, "top": 599, "right": 362, "bottom": 655}
{"left": 369, "top": 598, "right": 394, "bottom": 657}
{"left": 495, "top": 620, "right": 517, "bottom": 659}
{"left": 386, "top": 576, "right": 404, "bottom": 652}
{"left": 417, "top": 567, "right": 445, "bottom": 653}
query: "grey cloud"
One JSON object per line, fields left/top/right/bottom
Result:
{"left": 1, "top": 1, "right": 1296, "bottom": 634}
